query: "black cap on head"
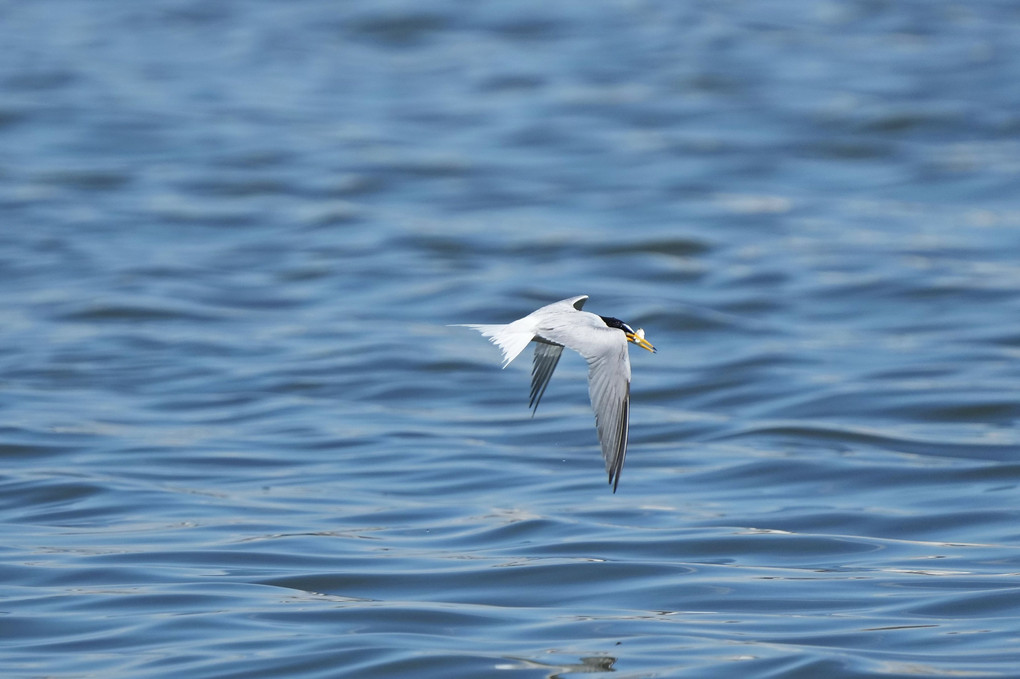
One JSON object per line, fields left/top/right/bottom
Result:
{"left": 599, "top": 315, "right": 635, "bottom": 334}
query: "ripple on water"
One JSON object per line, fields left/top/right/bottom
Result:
{"left": 3, "top": 1, "right": 1020, "bottom": 678}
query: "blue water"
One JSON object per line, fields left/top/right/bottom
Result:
{"left": 3, "top": 1, "right": 1020, "bottom": 677}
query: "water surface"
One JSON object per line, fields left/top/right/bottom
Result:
{"left": 3, "top": 1, "right": 1020, "bottom": 677}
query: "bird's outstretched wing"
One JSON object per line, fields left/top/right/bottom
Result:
{"left": 529, "top": 341, "right": 564, "bottom": 414}
{"left": 584, "top": 335, "right": 632, "bottom": 492}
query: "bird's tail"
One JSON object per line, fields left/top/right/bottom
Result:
{"left": 453, "top": 321, "right": 534, "bottom": 368}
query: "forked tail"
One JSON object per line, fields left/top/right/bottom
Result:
{"left": 453, "top": 321, "right": 535, "bottom": 368}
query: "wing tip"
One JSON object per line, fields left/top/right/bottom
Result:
{"left": 606, "top": 388, "right": 630, "bottom": 493}
{"left": 608, "top": 439, "right": 626, "bottom": 493}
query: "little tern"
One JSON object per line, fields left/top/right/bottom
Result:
{"left": 454, "top": 295, "right": 655, "bottom": 492}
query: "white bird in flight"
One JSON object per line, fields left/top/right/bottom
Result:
{"left": 454, "top": 295, "right": 655, "bottom": 492}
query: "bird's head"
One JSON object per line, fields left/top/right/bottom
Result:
{"left": 599, "top": 316, "right": 656, "bottom": 353}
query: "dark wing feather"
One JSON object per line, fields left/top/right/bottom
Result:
{"left": 530, "top": 341, "right": 564, "bottom": 414}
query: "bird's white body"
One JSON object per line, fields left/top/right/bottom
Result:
{"left": 455, "top": 295, "right": 653, "bottom": 492}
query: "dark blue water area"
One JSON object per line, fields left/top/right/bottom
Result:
{"left": 3, "top": 1, "right": 1020, "bottom": 677}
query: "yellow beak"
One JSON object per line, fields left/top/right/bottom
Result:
{"left": 626, "top": 330, "right": 656, "bottom": 353}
